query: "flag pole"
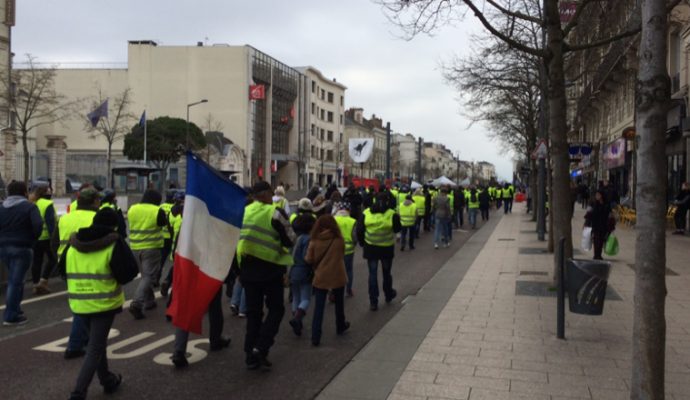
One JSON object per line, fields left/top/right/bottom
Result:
{"left": 143, "top": 113, "right": 148, "bottom": 165}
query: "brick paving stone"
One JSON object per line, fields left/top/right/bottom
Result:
{"left": 391, "top": 381, "right": 470, "bottom": 399}
{"left": 468, "top": 388, "right": 548, "bottom": 400}
{"left": 474, "top": 366, "right": 547, "bottom": 383}
{"left": 435, "top": 374, "right": 510, "bottom": 391}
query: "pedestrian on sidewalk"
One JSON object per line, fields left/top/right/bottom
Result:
{"left": 288, "top": 212, "right": 316, "bottom": 336}
{"left": 432, "top": 188, "right": 451, "bottom": 248}
{"left": 358, "top": 192, "right": 401, "bottom": 311}
{"left": 305, "top": 215, "right": 350, "bottom": 346}
{"left": 59, "top": 208, "right": 139, "bottom": 400}
{"left": 0, "top": 181, "right": 42, "bottom": 326}
{"left": 478, "top": 186, "right": 490, "bottom": 221}
{"left": 584, "top": 190, "right": 615, "bottom": 260}
{"left": 29, "top": 185, "right": 57, "bottom": 295}
{"left": 672, "top": 182, "right": 689, "bottom": 235}
{"left": 466, "top": 186, "right": 480, "bottom": 229}
{"left": 399, "top": 195, "right": 417, "bottom": 251}
{"left": 334, "top": 202, "right": 357, "bottom": 296}
{"left": 412, "top": 188, "right": 426, "bottom": 238}
{"left": 453, "top": 186, "right": 465, "bottom": 228}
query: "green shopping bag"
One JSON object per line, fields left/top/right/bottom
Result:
{"left": 604, "top": 234, "right": 619, "bottom": 256}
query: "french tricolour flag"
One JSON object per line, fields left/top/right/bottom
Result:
{"left": 167, "top": 152, "right": 246, "bottom": 334}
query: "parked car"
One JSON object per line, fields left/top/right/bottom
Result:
{"left": 66, "top": 178, "right": 82, "bottom": 193}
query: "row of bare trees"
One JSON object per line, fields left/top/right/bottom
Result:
{"left": 377, "top": 0, "right": 676, "bottom": 397}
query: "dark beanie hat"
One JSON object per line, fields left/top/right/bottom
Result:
{"left": 93, "top": 208, "right": 119, "bottom": 229}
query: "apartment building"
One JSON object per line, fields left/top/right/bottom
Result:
{"left": 296, "top": 66, "right": 346, "bottom": 188}
{"left": 392, "top": 133, "right": 418, "bottom": 181}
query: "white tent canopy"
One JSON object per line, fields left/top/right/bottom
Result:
{"left": 410, "top": 181, "right": 422, "bottom": 190}
{"left": 430, "top": 176, "right": 457, "bottom": 187}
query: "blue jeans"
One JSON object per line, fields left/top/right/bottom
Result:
{"left": 434, "top": 217, "right": 450, "bottom": 245}
{"left": 312, "top": 287, "right": 346, "bottom": 342}
{"left": 504, "top": 199, "right": 510, "bottom": 214}
{"left": 344, "top": 253, "right": 354, "bottom": 292}
{"left": 446, "top": 219, "right": 453, "bottom": 241}
{"left": 68, "top": 314, "right": 89, "bottom": 351}
{"left": 367, "top": 258, "right": 393, "bottom": 306}
{"left": 469, "top": 208, "right": 478, "bottom": 227}
{"left": 290, "top": 281, "right": 312, "bottom": 312}
{"left": 400, "top": 226, "right": 415, "bottom": 249}
{"left": 0, "top": 246, "right": 32, "bottom": 322}
{"left": 231, "top": 280, "right": 247, "bottom": 314}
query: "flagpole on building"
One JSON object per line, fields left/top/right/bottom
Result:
{"left": 144, "top": 116, "right": 147, "bottom": 165}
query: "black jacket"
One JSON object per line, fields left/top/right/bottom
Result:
{"left": 58, "top": 225, "right": 139, "bottom": 315}
{"left": 0, "top": 196, "right": 42, "bottom": 248}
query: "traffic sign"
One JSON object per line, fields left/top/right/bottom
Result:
{"left": 532, "top": 139, "right": 548, "bottom": 160}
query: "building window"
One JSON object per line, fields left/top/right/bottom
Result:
{"left": 327, "top": 131, "right": 333, "bottom": 141}
{"left": 311, "top": 124, "right": 316, "bottom": 136}
{"left": 321, "top": 89, "right": 325, "bottom": 100}
{"left": 340, "top": 115, "right": 343, "bottom": 124}
{"left": 320, "top": 128, "right": 325, "bottom": 140}
{"left": 327, "top": 92, "right": 334, "bottom": 103}
{"left": 339, "top": 132, "right": 343, "bottom": 142}
{"left": 340, "top": 96, "right": 344, "bottom": 106}
{"left": 311, "top": 81, "right": 316, "bottom": 93}
{"left": 320, "top": 148, "right": 324, "bottom": 159}
{"left": 320, "top": 109, "right": 325, "bottom": 120}
{"left": 311, "top": 145, "right": 315, "bottom": 157}
{"left": 311, "top": 103, "right": 315, "bottom": 114}
{"left": 327, "top": 111, "right": 334, "bottom": 122}
{"left": 327, "top": 150, "right": 333, "bottom": 161}
{"left": 339, "top": 151, "right": 343, "bottom": 162}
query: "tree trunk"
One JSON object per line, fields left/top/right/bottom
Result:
{"left": 107, "top": 142, "right": 112, "bottom": 188}
{"left": 545, "top": 0, "right": 573, "bottom": 273}
{"left": 22, "top": 130, "right": 30, "bottom": 185}
{"left": 548, "top": 161, "right": 554, "bottom": 253}
{"left": 530, "top": 160, "right": 538, "bottom": 221}
{"left": 630, "top": 0, "right": 668, "bottom": 398}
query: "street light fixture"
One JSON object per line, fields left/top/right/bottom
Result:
{"left": 186, "top": 99, "right": 208, "bottom": 149}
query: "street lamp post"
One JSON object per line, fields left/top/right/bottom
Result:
{"left": 186, "top": 99, "right": 208, "bottom": 149}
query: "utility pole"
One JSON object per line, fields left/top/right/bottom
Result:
{"left": 537, "top": 1, "right": 548, "bottom": 242}
{"left": 417, "top": 137, "right": 423, "bottom": 183}
{"left": 385, "top": 122, "right": 391, "bottom": 181}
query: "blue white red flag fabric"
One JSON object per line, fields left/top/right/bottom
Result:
{"left": 167, "top": 152, "right": 246, "bottom": 334}
{"left": 87, "top": 99, "right": 108, "bottom": 127}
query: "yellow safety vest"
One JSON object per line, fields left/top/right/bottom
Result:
{"left": 128, "top": 203, "right": 163, "bottom": 250}
{"left": 66, "top": 243, "right": 124, "bottom": 314}
{"left": 465, "top": 191, "right": 480, "bottom": 209}
{"left": 160, "top": 203, "right": 174, "bottom": 239}
{"left": 100, "top": 202, "right": 118, "bottom": 211}
{"left": 413, "top": 195, "right": 426, "bottom": 216}
{"left": 69, "top": 199, "right": 78, "bottom": 213}
{"left": 363, "top": 208, "right": 395, "bottom": 247}
{"left": 399, "top": 203, "right": 417, "bottom": 227}
{"left": 169, "top": 214, "right": 183, "bottom": 261}
{"left": 335, "top": 215, "right": 357, "bottom": 255}
{"left": 237, "top": 202, "right": 293, "bottom": 266}
{"left": 273, "top": 198, "right": 287, "bottom": 210}
{"left": 503, "top": 188, "right": 512, "bottom": 200}
{"left": 448, "top": 192, "right": 454, "bottom": 210}
{"left": 58, "top": 210, "right": 97, "bottom": 257}
{"left": 36, "top": 198, "right": 54, "bottom": 241}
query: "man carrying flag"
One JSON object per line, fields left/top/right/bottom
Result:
{"left": 166, "top": 153, "right": 245, "bottom": 367}
{"left": 87, "top": 99, "right": 108, "bottom": 127}
{"left": 237, "top": 180, "right": 295, "bottom": 370}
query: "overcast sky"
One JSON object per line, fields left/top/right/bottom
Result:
{"left": 13, "top": 0, "right": 515, "bottom": 180}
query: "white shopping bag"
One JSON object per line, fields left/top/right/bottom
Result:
{"left": 581, "top": 227, "right": 592, "bottom": 251}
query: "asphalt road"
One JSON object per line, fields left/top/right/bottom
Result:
{"left": 0, "top": 216, "right": 491, "bottom": 400}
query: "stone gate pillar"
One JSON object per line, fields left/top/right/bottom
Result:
{"left": 0, "top": 128, "right": 17, "bottom": 183}
{"left": 46, "top": 135, "right": 67, "bottom": 196}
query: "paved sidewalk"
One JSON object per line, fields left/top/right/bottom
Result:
{"left": 320, "top": 203, "right": 690, "bottom": 400}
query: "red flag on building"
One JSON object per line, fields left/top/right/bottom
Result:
{"left": 249, "top": 84, "right": 265, "bottom": 100}
{"left": 271, "top": 160, "right": 278, "bottom": 173}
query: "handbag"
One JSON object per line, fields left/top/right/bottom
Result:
{"left": 604, "top": 234, "right": 619, "bottom": 256}
{"left": 581, "top": 227, "right": 592, "bottom": 251}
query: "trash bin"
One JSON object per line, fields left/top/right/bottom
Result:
{"left": 565, "top": 259, "right": 612, "bottom": 315}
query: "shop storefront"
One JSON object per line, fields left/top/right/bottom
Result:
{"left": 602, "top": 138, "right": 630, "bottom": 198}
{"left": 667, "top": 127, "right": 687, "bottom": 202}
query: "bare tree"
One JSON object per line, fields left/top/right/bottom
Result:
{"left": 631, "top": 0, "right": 670, "bottom": 397}
{"left": 84, "top": 87, "right": 134, "bottom": 188}
{"left": 1, "top": 54, "right": 78, "bottom": 184}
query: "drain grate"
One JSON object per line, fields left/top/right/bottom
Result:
{"left": 516, "top": 281, "right": 622, "bottom": 300}
{"left": 498, "top": 238, "right": 516, "bottom": 241}
{"left": 519, "top": 271, "right": 548, "bottom": 276}
{"left": 519, "top": 247, "right": 548, "bottom": 254}
{"left": 627, "top": 263, "right": 678, "bottom": 276}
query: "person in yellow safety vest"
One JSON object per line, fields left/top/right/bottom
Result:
{"left": 446, "top": 186, "right": 455, "bottom": 242}
{"left": 356, "top": 192, "right": 401, "bottom": 311}
{"left": 502, "top": 183, "right": 513, "bottom": 214}
{"left": 396, "top": 187, "right": 408, "bottom": 213}
{"left": 389, "top": 187, "right": 399, "bottom": 209}
{"left": 59, "top": 208, "right": 139, "bottom": 399}
{"left": 66, "top": 183, "right": 94, "bottom": 214}
{"left": 334, "top": 202, "right": 358, "bottom": 297}
{"left": 29, "top": 185, "right": 57, "bottom": 295}
{"left": 272, "top": 185, "right": 291, "bottom": 215}
{"left": 50, "top": 187, "right": 100, "bottom": 359}
{"left": 127, "top": 189, "right": 169, "bottom": 320}
{"left": 237, "top": 181, "right": 296, "bottom": 370}
{"left": 160, "top": 191, "right": 185, "bottom": 298}
{"left": 465, "top": 186, "right": 481, "bottom": 229}
{"left": 507, "top": 184, "right": 516, "bottom": 213}
{"left": 398, "top": 194, "right": 417, "bottom": 251}
{"left": 100, "top": 189, "right": 127, "bottom": 239}
{"left": 290, "top": 198, "right": 316, "bottom": 225}
{"left": 159, "top": 191, "right": 175, "bottom": 280}
{"left": 495, "top": 186, "right": 503, "bottom": 210}
{"left": 412, "top": 188, "right": 426, "bottom": 239}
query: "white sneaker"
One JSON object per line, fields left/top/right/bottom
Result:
{"left": 434, "top": 244, "right": 439, "bottom": 249}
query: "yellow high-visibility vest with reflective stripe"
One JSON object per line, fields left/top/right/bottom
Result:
{"left": 159, "top": 203, "right": 173, "bottom": 239}
{"left": 237, "top": 202, "right": 293, "bottom": 266}
{"left": 36, "top": 198, "right": 54, "bottom": 241}
{"left": 448, "top": 192, "right": 454, "bottom": 210}
{"left": 128, "top": 203, "right": 163, "bottom": 250}
{"left": 465, "top": 190, "right": 480, "bottom": 209}
{"left": 68, "top": 200, "right": 78, "bottom": 213}
{"left": 66, "top": 243, "right": 124, "bottom": 314}
{"left": 169, "top": 213, "right": 183, "bottom": 261}
{"left": 335, "top": 215, "right": 356, "bottom": 255}
{"left": 413, "top": 195, "right": 426, "bottom": 216}
{"left": 363, "top": 208, "right": 395, "bottom": 247}
{"left": 58, "top": 210, "right": 96, "bottom": 257}
{"left": 399, "top": 203, "right": 417, "bottom": 227}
